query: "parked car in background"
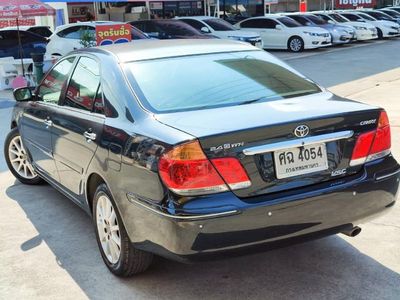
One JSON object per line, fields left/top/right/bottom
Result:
{"left": 235, "top": 15, "right": 331, "bottom": 52}
{"left": 129, "top": 19, "right": 214, "bottom": 39}
{"left": 176, "top": 16, "right": 263, "bottom": 48}
{"left": 379, "top": 8, "right": 400, "bottom": 20}
{"left": 0, "top": 25, "right": 53, "bottom": 38}
{"left": 7, "top": 39, "right": 399, "bottom": 277}
{"left": 384, "top": 6, "right": 400, "bottom": 14}
{"left": 0, "top": 30, "right": 47, "bottom": 59}
{"left": 360, "top": 10, "right": 400, "bottom": 25}
{"left": 338, "top": 11, "right": 400, "bottom": 38}
{"left": 284, "top": 13, "right": 355, "bottom": 44}
{"left": 45, "top": 21, "right": 149, "bottom": 57}
{"left": 311, "top": 12, "right": 378, "bottom": 41}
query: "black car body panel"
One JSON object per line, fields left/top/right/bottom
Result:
{"left": 9, "top": 40, "right": 399, "bottom": 263}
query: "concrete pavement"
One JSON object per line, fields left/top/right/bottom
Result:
{"left": 0, "top": 39, "right": 399, "bottom": 299}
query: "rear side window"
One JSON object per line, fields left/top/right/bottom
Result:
{"left": 58, "top": 26, "right": 94, "bottom": 39}
{"left": 28, "top": 27, "right": 52, "bottom": 37}
{"left": 125, "top": 51, "right": 321, "bottom": 113}
{"left": 64, "top": 57, "right": 100, "bottom": 111}
{"left": 240, "top": 19, "right": 266, "bottom": 28}
{"left": 38, "top": 56, "right": 75, "bottom": 104}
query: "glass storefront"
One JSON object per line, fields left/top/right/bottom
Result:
{"left": 219, "top": 0, "right": 264, "bottom": 18}
{"left": 149, "top": 1, "right": 204, "bottom": 19}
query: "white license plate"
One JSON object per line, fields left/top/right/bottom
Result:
{"left": 273, "top": 143, "right": 328, "bottom": 179}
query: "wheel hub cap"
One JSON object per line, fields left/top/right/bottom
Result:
{"left": 8, "top": 135, "right": 37, "bottom": 179}
{"left": 96, "top": 194, "right": 121, "bottom": 264}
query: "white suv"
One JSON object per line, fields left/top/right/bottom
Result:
{"left": 45, "top": 21, "right": 149, "bottom": 58}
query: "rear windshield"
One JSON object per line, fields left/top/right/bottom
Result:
{"left": 204, "top": 18, "right": 235, "bottom": 31}
{"left": 328, "top": 13, "right": 348, "bottom": 23}
{"left": 278, "top": 17, "right": 301, "bottom": 27}
{"left": 124, "top": 51, "right": 321, "bottom": 113}
{"left": 356, "top": 13, "right": 375, "bottom": 21}
{"left": 305, "top": 15, "right": 327, "bottom": 25}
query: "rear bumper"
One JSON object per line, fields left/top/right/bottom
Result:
{"left": 124, "top": 156, "right": 399, "bottom": 262}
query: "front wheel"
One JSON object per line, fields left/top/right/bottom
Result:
{"left": 4, "top": 128, "right": 43, "bottom": 185}
{"left": 288, "top": 36, "right": 304, "bottom": 52}
{"left": 377, "top": 28, "right": 383, "bottom": 39}
{"left": 93, "top": 183, "right": 153, "bottom": 276}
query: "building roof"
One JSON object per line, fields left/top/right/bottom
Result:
{"left": 93, "top": 39, "right": 258, "bottom": 63}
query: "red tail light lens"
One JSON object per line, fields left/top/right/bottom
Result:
{"left": 350, "top": 111, "right": 391, "bottom": 166}
{"left": 158, "top": 140, "right": 251, "bottom": 196}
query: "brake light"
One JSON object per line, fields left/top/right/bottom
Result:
{"left": 350, "top": 111, "right": 391, "bottom": 166}
{"left": 158, "top": 140, "right": 251, "bottom": 196}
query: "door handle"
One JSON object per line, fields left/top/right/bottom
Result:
{"left": 44, "top": 119, "right": 53, "bottom": 128}
{"left": 83, "top": 130, "right": 96, "bottom": 142}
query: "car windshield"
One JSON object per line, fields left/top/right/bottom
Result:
{"left": 278, "top": 17, "right": 302, "bottom": 27}
{"left": 356, "top": 13, "right": 376, "bottom": 21}
{"left": 365, "top": 11, "right": 393, "bottom": 20}
{"left": 382, "top": 10, "right": 400, "bottom": 17}
{"left": 305, "top": 15, "right": 327, "bottom": 25}
{"left": 124, "top": 51, "right": 321, "bottom": 113}
{"left": 329, "top": 13, "right": 349, "bottom": 23}
{"left": 203, "top": 18, "right": 236, "bottom": 31}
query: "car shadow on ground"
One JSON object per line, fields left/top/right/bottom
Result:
{"left": 5, "top": 180, "right": 400, "bottom": 299}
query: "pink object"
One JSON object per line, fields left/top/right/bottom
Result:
{"left": 11, "top": 75, "right": 27, "bottom": 89}
{"left": 0, "top": 0, "right": 55, "bottom": 18}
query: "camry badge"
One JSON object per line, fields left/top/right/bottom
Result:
{"left": 294, "top": 125, "right": 309, "bottom": 138}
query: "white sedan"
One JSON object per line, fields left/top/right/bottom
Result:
{"left": 312, "top": 12, "right": 378, "bottom": 41}
{"left": 176, "top": 16, "right": 263, "bottom": 48}
{"left": 339, "top": 11, "right": 400, "bottom": 39}
{"left": 234, "top": 15, "right": 331, "bottom": 52}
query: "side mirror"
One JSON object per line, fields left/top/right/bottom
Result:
{"left": 275, "top": 24, "right": 283, "bottom": 30}
{"left": 200, "top": 26, "right": 210, "bottom": 33}
{"left": 13, "top": 87, "right": 33, "bottom": 102}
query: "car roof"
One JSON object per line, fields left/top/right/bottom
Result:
{"left": 55, "top": 21, "right": 125, "bottom": 32}
{"left": 88, "top": 39, "right": 258, "bottom": 63}
{"left": 177, "top": 16, "right": 215, "bottom": 21}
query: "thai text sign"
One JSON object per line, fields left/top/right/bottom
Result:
{"left": 96, "top": 24, "right": 132, "bottom": 46}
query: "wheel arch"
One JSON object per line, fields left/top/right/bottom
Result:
{"left": 287, "top": 35, "right": 304, "bottom": 51}
{"left": 86, "top": 172, "right": 106, "bottom": 214}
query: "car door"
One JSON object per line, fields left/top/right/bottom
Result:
{"left": 51, "top": 55, "right": 104, "bottom": 199}
{"left": 20, "top": 56, "right": 76, "bottom": 180}
{"left": 241, "top": 19, "right": 283, "bottom": 48}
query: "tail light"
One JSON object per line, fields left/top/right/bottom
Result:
{"left": 158, "top": 140, "right": 251, "bottom": 196}
{"left": 350, "top": 111, "right": 391, "bottom": 166}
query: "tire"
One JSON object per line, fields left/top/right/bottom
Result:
{"left": 93, "top": 183, "right": 153, "bottom": 276}
{"left": 288, "top": 36, "right": 304, "bottom": 52}
{"left": 377, "top": 28, "right": 383, "bottom": 39}
{"left": 4, "top": 128, "right": 43, "bottom": 185}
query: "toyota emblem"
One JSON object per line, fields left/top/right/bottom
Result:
{"left": 294, "top": 125, "right": 309, "bottom": 138}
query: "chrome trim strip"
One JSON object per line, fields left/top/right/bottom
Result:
{"left": 127, "top": 193, "right": 239, "bottom": 220}
{"left": 243, "top": 130, "right": 354, "bottom": 155}
{"left": 376, "top": 169, "right": 400, "bottom": 181}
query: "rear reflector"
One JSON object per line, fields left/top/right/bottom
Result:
{"left": 350, "top": 111, "right": 391, "bottom": 166}
{"left": 158, "top": 140, "right": 251, "bottom": 196}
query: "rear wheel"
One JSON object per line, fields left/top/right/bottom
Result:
{"left": 93, "top": 183, "right": 153, "bottom": 276}
{"left": 377, "top": 28, "right": 383, "bottom": 39}
{"left": 4, "top": 128, "right": 43, "bottom": 185}
{"left": 288, "top": 36, "right": 304, "bottom": 52}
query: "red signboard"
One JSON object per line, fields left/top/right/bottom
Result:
{"left": 335, "top": 0, "right": 376, "bottom": 9}
{"left": 299, "top": 0, "right": 307, "bottom": 12}
{"left": 95, "top": 24, "right": 132, "bottom": 46}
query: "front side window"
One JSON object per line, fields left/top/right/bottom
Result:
{"left": 38, "top": 56, "right": 75, "bottom": 104}
{"left": 356, "top": 13, "right": 375, "bottom": 21}
{"left": 329, "top": 13, "right": 348, "bottom": 23}
{"left": 290, "top": 16, "right": 309, "bottom": 26}
{"left": 305, "top": 15, "right": 326, "bottom": 25}
{"left": 240, "top": 19, "right": 261, "bottom": 28}
{"left": 203, "top": 18, "right": 236, "bottom": 31}
{"left": 64, "top": 57, "right": 100, "bottom": 111}
{"left": 125, "top": 51, "right": 321, "bottom": 113}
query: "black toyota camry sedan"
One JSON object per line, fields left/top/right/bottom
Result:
{"left": 5, "top": 40, "right": 399, "bottom": 277}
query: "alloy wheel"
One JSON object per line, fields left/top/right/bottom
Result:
{"left": 8, "top": 135, "right": 37, "bottom": 179}
{"left": 290, "top": 38, "right": 302, "bottom": 52}
{"left": 96, "top": 194, "right": 121, "bottom": 264}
